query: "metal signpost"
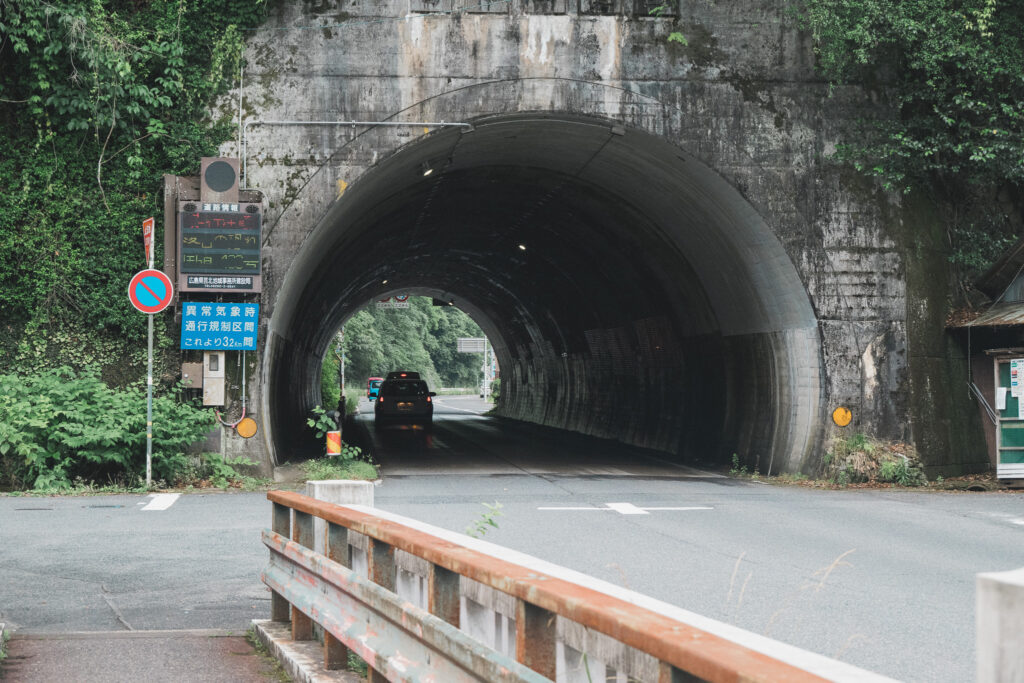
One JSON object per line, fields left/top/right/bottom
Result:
{"left": 457, "top": 337, "right": 492, "bottom": 397}
{"left": 128, "top": 244, "right": 174, "bottom": 487}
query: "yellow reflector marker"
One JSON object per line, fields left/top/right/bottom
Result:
{"left": 236, "top": 417, "right": 258, "bottom": 439}
{"left": 832, "top": 406, "right": 852, "bottom": 427}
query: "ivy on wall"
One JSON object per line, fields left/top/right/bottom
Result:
{"left": 0, "top": 0, "right": 269, "bottom": 373}
{"left": 799, "top": 0, "right": 1024, "bottom": 280}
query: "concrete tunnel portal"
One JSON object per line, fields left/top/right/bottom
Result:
{"left": 265, "top": 114, "right": 823, "bottom": 473}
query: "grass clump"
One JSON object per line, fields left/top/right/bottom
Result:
{"left": 821, "top": 434, "right": 926, "bottom": 487}
{"left": 301, "top": 440, "right": 378, "bottom": 481}
{"left": 302, "top": 458, "right": 378, "bottom": 481}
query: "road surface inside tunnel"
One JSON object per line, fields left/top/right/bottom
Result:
{"left": 350, "top": 394, "right": 722, "bottom": 478}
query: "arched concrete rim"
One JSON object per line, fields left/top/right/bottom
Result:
{"left": 261, "top": 111, "right": 824, "bottom": 471}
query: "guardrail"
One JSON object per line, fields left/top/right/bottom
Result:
{"left": 261, "top": 490, "right": 892, "bottom": 682}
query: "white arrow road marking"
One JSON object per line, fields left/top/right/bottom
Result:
{"left": 537, "top": 502, "right": 713, "bottom": 515}
{"left": 141, "top": 493, "right": 180, "bottom": 511}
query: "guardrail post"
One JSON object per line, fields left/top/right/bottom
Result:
{"left": 270, "top": 502, "right": 291, "bottom": 622}
{"left": 429, "top": 564, "right": 461, "bottom": 627}
{"left": 515, "top": 599, "right": 557, "bottom": 679}
{"left": 291, "top": 510, "right": 315, "bottom": 641}
{"left": 367, "top": 538, "right": 396, "bottom": 682}
{"left": 659, "top": 661, "right": 704, "bottom": 683}
{"left": 369, "top": 538, "right": 397, "bottom": 591}
{"left": 324, "top": 521, "right": 351, "bottom": 670}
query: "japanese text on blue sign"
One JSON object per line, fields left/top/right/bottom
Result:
{"left": 180, "top": 302, "right": 259, "bottom": 350}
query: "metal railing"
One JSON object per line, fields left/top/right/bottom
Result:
{"left": 263, "top": 490, "right": 882, "bottom": 682}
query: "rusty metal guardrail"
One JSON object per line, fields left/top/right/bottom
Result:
{"left": 262, "top": 490, "right": 879, "bottom": 682}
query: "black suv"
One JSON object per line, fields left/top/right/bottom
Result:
{"left": 374, "top": 377, "right": 435, "bottom": 428}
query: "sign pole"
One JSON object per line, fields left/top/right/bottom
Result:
{"left": 146, "top": 312, "right": 154, "bottom": 487}
{"left": 142, "top": 216, "right": 156, "bottom": 487}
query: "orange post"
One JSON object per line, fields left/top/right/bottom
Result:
{"left": 326, "top": 430, "right": 341, "bottom": 455}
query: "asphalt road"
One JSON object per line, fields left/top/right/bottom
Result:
{"left": 2, "top": 396, "right": 1022, "bottom": 682}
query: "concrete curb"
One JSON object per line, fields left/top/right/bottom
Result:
{"left": 252, "top": 619, "right": 360, "bottom": 683}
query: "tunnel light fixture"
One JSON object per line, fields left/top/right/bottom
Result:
{"left": 448, "top": 299, "right": 455, "bottom": 306}
{"left": 421, "top": 162, "right": 434, "bottom": 177}
{"left": 381, "top": 279, "right": 389, "bottom": 285}
{"left": 517, "top": 243, "right": 527, "bottom": 251}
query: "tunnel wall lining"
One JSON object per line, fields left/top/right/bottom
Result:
{"left": 222, "top": 2, "right": 940, "bottom": 474}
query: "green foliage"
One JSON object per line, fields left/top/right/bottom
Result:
{"left": 729, "top": 453, "right": 748, "bottom": 476}
{"left": 301, "top": 456, "right": 378, "bottom": 483}
{"left": 823, "top": 433, "right": 926, "bottom": 486}
{"left": 489, "top": 377, "right": 501, "bottom": 401}
{"left": 648, "top": 4, "right": 688, "bottom": 45}
{"left": 306, "top": 405, "right": 338, "bottom": 441}
{"left": 321, "top": 349, "right": 342, "bottom": 412}
{"left": 0, "top": 0, "right": 269, "bottom": 370}
{"left": 878, "top": 458, "right": 927, "bottom": 486}
{"left": 196, "top": 452, "right": 258, "bottom": 489}
{"left": 798, "top": 0, "right": 1024, "bottom": 191}
{"left": 465, "top": 501, "right": 504, "bottom": 538}
{"left": 0, "top": 367, "right": 215, "bottom": 490}
{"left": 343, "top": 387, "right": 362, "bottom": 414}
{"left": 334, "top": 297, "right": 487, "bottom": 391}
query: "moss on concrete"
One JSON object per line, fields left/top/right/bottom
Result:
{"left": 898, "top": 192, "right": 989, "bottom": 473}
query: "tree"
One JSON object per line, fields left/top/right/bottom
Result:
{"left": 0, "top": 0, "right": 267, "bottom": 372}
{"left": 799, "top": 0, "right": 1024, "bottom": 279}
{"left": 800, "top": 0, "right": 1024, "bottom": 192}
{"left": 328, "top": 297, "right": 486, "bottom": 392}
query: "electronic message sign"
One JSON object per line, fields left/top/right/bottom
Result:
{"left": 177, "top": 201, "right": 262, "bottom": 293}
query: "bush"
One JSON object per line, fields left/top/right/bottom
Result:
{"left": 822, "top": 433, "right": 926, "bottom": 487}
{"left": 0, "top": 368, "right": 215, "bottom": 490}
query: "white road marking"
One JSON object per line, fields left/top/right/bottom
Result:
{"left": 538, "top": 502, "right": 714, "bottom": 514}
{"left": 606, "top": 502, "right": 649, "bottom": 515}
{"left": 141, "top": 493, "right": 180, "bottom": 511}
{"left": 432, "top": 398, "right": 486, "bottom": 415}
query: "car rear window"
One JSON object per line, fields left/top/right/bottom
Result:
{"left": 379, "top": 380, "right": 428, "bottom": 397}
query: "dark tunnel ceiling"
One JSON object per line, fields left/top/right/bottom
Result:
{"left": 268, "top": 113, "right": 821, "bottom": 466}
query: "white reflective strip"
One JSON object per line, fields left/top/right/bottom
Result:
{"left": 142, "top": 493, "right": 180, "bottom": 511}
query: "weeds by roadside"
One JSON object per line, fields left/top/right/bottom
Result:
{"left": 301, "top": 457, "right": 378, "bottom": 482}
{"left": 465, "top": 501, "right": 504, "bottom": 538}
{"left": 244, "top": 628, "right": 291, "bottom": 682}
{"left": 728, "top": 434, "right": 1012, "bottom": 491}
{"left": 0, "top": 454, "right": 272, "bottom": 496}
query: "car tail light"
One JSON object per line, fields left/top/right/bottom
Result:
{"left": 377, "top": 397, "right": 384, "bottom": 403}
{"left": 426, "top": 395, "right": 431, "bottom": 403}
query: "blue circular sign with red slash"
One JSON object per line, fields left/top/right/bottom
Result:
{"left": 128, "top": 269, "right": 174, "bottom": 314}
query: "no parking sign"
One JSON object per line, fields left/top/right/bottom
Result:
{"left": 128, "top": 269, "right": 174, "bottom": 314}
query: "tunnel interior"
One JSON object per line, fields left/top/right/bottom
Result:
{"left": 266, "top": 114, "right": 822, "bottom": 471}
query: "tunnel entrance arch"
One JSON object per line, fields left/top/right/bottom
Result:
{"left": 263, "top": 113, "right": 823, "bottom": 472}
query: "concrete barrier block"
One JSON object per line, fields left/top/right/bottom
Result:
{"left": 304, "top": 480, "right": 374, "bottom": 506}
{"left": 305, "top": 480, "right": 374, "bottom": 557}
{"left": 977, "top": 567, "right": 1024, "bottom": 682}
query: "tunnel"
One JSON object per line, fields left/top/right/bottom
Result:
{"left": 264, "top": 113, "right": 823, "bottom": 472}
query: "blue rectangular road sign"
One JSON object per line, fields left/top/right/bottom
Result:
{"left": 180, "top": 302, "right": 259, "bottom": 350}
